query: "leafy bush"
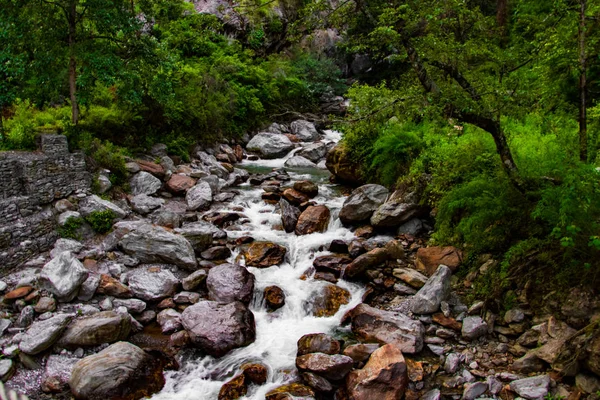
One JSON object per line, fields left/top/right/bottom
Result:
{"left": 85, "top": 210, "right": 116, "bottom": 234}
{"left": 58, "top": 216, "right": 84, "bottom": 240}
{"left": 1, "top": 99, "right": 37, "bottom": 150}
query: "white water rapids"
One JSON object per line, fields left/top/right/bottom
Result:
{"left": 151, "top": 130, "right": 365, "bottom": 399}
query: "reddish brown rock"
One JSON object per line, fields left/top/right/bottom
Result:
{"left": 415, "top": 246, "right": 463, "bottom": 276}
{"left": 266, "top": 383, "right": 315, "bottom": 400}
{"left": 313, "top": 255, "right": 352, "bottom": 277}
{"left": 293, "top": 181, "right": 319, "bottom": 198}
{"left": 234, "top": 145, "right": 244, "bottom": 162}
{"left": 264, "top": 286, "right": 285, "bottom": 310}
{"left": 296, "top": 205, "right": 330, "bottom": 235}
{"left": 241, "top": 363, "right": 268, "bottom": 385}
{"left": 96, "top": 274, "right": 132, "bottom": 298}
{"left": 262, "top": 192, "right": 281, "bottom": 204}
{"left": 166, "top": 175, "right": 196, "bottom": 194}
{"left": 219, "top": 374, "right": 247, "bottom": 400}
{"left": 310, "top": 284, "right": 351, "bottom": 317}
{"left": 354, "top": 226, "right": 374, "bottom": 239}
{"left": 244, "top": 242, "right": 287, "bottom": 268}
{"left": 432, "top": 313, "right": 462, "bottom": 331}
{"left": 296, "top": 353, "right": 354, "bottom": 381}
{"left": 342, "top": 343, "right": 380, "bottom": 363}
{"left": 136, "top": 159, "right": 165, "bottom": 178}
{"left": 283, "top": 188, "right": 310, "bottom": 206}
{"left": 297, "top": 333, "right": 341, "bottom": 356}
{"left": 4, "top": 286, "right": 34, "bottom": 301}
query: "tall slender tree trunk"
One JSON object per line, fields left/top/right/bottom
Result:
{"left": 68, "top": 0, "right": 79, "bottom": 125}
{"left": 578, "top": 0, "right": 587, "bottom": 162}
{"left": 497, "top": 0, "right": 509, "bottom": 47}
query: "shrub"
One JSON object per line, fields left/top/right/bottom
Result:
{"left": 85, "top": 210, "right": 116, "bottom": 234}
{"left": 58, "top": 216, "right": 84, "bottom": 240}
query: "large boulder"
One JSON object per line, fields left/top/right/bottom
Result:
{"left": 370, "top": 189, "right": 425, "bottom": 228}
{"left": 291, "top": 120, "right": 319, "bottom": 142}
{"left": 411, "top": 265, "right": 452, "bottom": 314}
{"left": 207, "top": 264, "right": 255, "bottom": 305}
{"left": 246, "top": 132, "right": 294, "bottom": 159}
{"left": 69, "top": 341, "right": 165, "bottom": 400}
{"left": 127, "top": 266, "right": 180, "bottom": 301}
{"left": 349, "top": 303, "right": 424, "bottom": 354}
{"left": 129, "top": 194, "right": 164, "bottom": 215}
{"left": 118, "top": 224, "right": 197, "bottom": 269}
{"left": 186, "top": 181, "right": 213, "bottom": 211}
{"left": 345, "top": 344, "right": 408, "bottom": 400}
{"left": 174, "top": 222, "right": 214, "bottom": 253}
{"left": 297, "top": 334, "right": 341, "bottom": 356}
{"left": 296, "top": 205, "right": 330, "bottom": 235}
{"left": 181, "top": 301, "right": 256, "bottom": 357}
{"left": 19, "top": 314, "right": 73, "bottom": 355}
{"left": 415, "top": 246, "right": 463, "bottom": 276}
{"left": 509, "top": 375, "right": 550, "bottom": 399}
{"left": 284, "top": 156, "right": 317, "bottom": 169}
{"left": 309, "top": 284, "right": 350, "bottom": 317}
{"left": 79, "top": 194, "right": 128, "bottom": 219}
{"left": 296, "top": 353, "right": 354, "bottom": 381}
{"left": 280, "top": 198, "right": 301, "bottom": 233}
{"left": 39, "top": 252, "right": 89, "bottom": 302}
{"left": 130, "top": 171, "right": 162, "bottom": 196}
{"left": 244, "top": 241, "right": 287, "bottom": 268}
{"left": 325, "top": 144, "right": 363, "bottom": 185}
{"left": 298, "top": 142, "right": 328, "bottom": 163}
{"left": 339, "top": 185, "right": 389, "bottom": 225}
{"left": 58, "top": 311, "right": 131, "bottom": 348}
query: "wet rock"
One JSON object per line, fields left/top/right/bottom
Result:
{"left": 283, "top": 188, "right": 310, "bottom": 205}
{"left": 264, "top": 286, "right": 285, "bottom": 310}
{"left": 313, "top": 255, "right": 352, "bottom": 277}
{"left": 349, "top": 304, "right": 424, "bottom": 354}
{"left": 175, "top": 222, "right": 215, "bottom": 253}
{"left": 69, "top": 341, "right": 165, "bottom": 400}
{"left": 207, "top": 264, "right": 254, "bottom": 305}
{"left": 58, "top": 311, "right": 131, "bottom": 348}
{"left": 157, "top": 309, "right": 182, "bottom": 334}
{"left": 166, "top": 175, "right": 196, "bottom": 194}
{"left": 127, "top": 266, "right": 180, "bottom": 301}
{"left": 411, "top": 265, "right": 452, "bottom": 314}
{"left": 415, "top": 246, "right": 463, "bottom": 276}
{"left": 182, "top": 270, "right": 208, "bottom": 291}
{"left": 463, "top": 382, "right": 487, "bottom": 400}
{"left": 219, "top": 374, "right": 247, "bottom": 400}
{"left": 297, "top": 333, "right": 341, "bottom": 356}
{"left": 345, "top": 344, "right": 408, "bottom": 400}
{"left": 244, "top": 241, "right": 287, "bottom": 268}
{"left": 280, "top": 198, "right": 301, "bottom": 233}
{"left": 370, "top": 189, "right": 424, "bottom": 228}
{"left": 246, "top": 132, "right": 294, "bottom": 159}
{"left": 40, "top": 251, "right": 89, "bottom": 302}
{"left": 342, "top": 343, "right": 380, "bottom": 363}
{"left": 181, "top": 301, "right": 255, "bottom": 357}
{"left": 113, "top": 299, "right": 146, "bottom": 314}
{"left": 296, "top": 353, "right": 353, "bottom": 381}
{"left": 339, "top": 184, "right": 389, "bottom": 225}
{"left": 241, "top": 363, "right": 268, "bottom": 385}
{"left": 509, "top": 375, "right": 550, "bottom": 399}
{"left": 201, "top": 246, "right": 231, "bottom": 260}
{"left": 298, "top": 142, "right": 328, "bottom": 163}
{"left": 296, "top": 205, "right": 330, "bottom": 235}
{"left": 265, "top": 383, "right": 315, "bottom": 400}
{"left": 19, "top": 314, "right": 73, "bottom": 355}
{"left": 302, "top": 372, "right": 333, "bottom": 393}
{"left": 284, "top": 156, "right": 316, "bottom": 168}
{"left": 129, "top": 194, "right": 164, "bottom": 215}
{"left": 186, "top": 181, "right": 213, "bottom": 211}
{"left": 119, "top": 224, "right": 197, "bottom": 269}
{"left": 97, "top": 274, "right": 133, "bottom": 298}
{"left": 462, "top": 316, "right": 488, "bottom": 340}
{"left": 310, "top": 284, "right": 350, "bottom": 317}
{"left": 291, "top": 120, "right": 319, "bottom": 142}
{"left": 130, "top": 171, "right": 163, "bottom": 196}
{"left": 325, "top": 144, "right": 363, "bottom": 186}
{"left": 343, "top": 247, "right": 387, "bottom": 279}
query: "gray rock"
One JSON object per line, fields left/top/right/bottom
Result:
{"left": 411, "top": 265, "right": 452, "bottom": 314}
{"left": 149, "top": 208, "right": 181, "bottom": 229}
{"left": 77, "top": 273, "right": 101, "bottom": 301}
{"left": 181, "top": 301, "right": 255, "bottom": 357}
{"left": 78, "top": 194, "right": 127, "bottom": 219}
{"left": 284, "top": 156, "right": 317, "bottom": 169}
{"left": 290, "top": 120, "right": 319, "bottom": 142}
{"left": 207, "top": 264, "right": 254, "bottom": 305}
{"left": 127, "top": 266, "right": 180, "bottom": 301}
{"left": 397, "top": 218, "right": 424, "bottom": 236}
{"left": 195, "top": 152, "right": 230, "bottom": 179}
{"left": 97, "top": 174, "right": 112, "bottom": 194}
{"left": 488, "top": 375, "right": 503, "bottom": 395}
{"left": 0, "top": 359, "right": 14, "bottom": 381}
{"left": 576, "top": 373, "right": 600, "bottom": 394}
{"left": 40, "top": 252, "right": 89, "bottom": 302}
{"left": 200, "top": 175, "right": 220, "bottom": 194}
{"left": 182, "top": 270, "right": 208, "bottom": 291}
{"left": 125, "top": 162, "right": 140, "bottom": 174}
{"left": 246, "top": 132, "right": 294, "bottom": 159}
{"left": 0, "top": 319, "right": 11, "bottom": 336}
{"left": 444, "top": 353, "right": 461, "bottom": 374}
{"left": 420, "top": 389, "right": 441, "bottom": 400}
{"left": 505, "top": 308, "right": 526, "bottom": 324}
{"left": 175, "top": 222, "right": 214, "bottom": 252}
{"left": 118, "top": 224, "right": 197, "bottom": 269}
{"left": 186, "top": 181, "right": 213, "bottom": 211}
{"left": 151, "top": 143, "right": 168, "bottom": 156}
{"left": 129, "top": 194, "right": 164, "bottom": 215}
{"left": 339, "top": 184, "right": 389, "bottom": 224}
{"left": 298, "top": 142, "right": 328, "bottom": 163}
{"left": 462, "top": 316, "right": 488, "bottom": 340}
{"left": 58, "top": 311, "right": 131, "bottom": 348}
{"left": 173, "top": 291, "right": 201, "bottom": 304}
{"left": 370, "top": 189, "right": 423, "bottom": 228}
{"left": 160, "top": 155, "right": 175, "bottom": 172}
{"left": 280, "top": 198, "right": 301, "bottom": 233}
{"left": 509, "top": 375, "right": 550, "bottom": 399}
{"left": 19, "top": 314, "right": 73, "bottom": 355}
{"left": 393, "top": 283, "right": 417, "bottom": 295}
{"left": 157, "top": 309, "right": 182, "bottom": 334}
{"left": 113, "top": 299, "right": 147, "bottom": 314}
{"left": 463, "top": 382, "right": 487, "bottom": 400}
{"left": 58, "top": 211, "right": 81, "bottom": 226}
{"left": 69, "top": 342, "right": 165, "bottom": 399}
{"left": 50, "top": 238, "right": 83, "bottom": 258}
{"left": 130, "top": 171, "right": 162, "bottom": 196}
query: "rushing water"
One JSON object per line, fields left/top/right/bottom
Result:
{"left": 151, "top": 130, "right": 364, "bottom": 400}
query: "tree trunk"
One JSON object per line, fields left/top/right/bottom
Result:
{"left": 68, "top": 0, "right": 79, "bottom": 125}
{"left": 497, "top": 0, "right": 509, "bottom": 31}
{"left": 578, "top": 0, "right": 587, "bottom": 162}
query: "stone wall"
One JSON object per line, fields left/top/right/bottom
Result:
{"left": 0, "top": 135, "right": 91, "bottom": 272}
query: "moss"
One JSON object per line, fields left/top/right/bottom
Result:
{"left": 58, "top": 217, "right": 84, "bottom": 240}
{"left": 85, "top": 210, "right": 116, "bottom": 234}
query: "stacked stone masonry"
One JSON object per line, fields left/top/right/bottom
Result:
{"left": 0, "top": 135, "right": 90, "bottom": 271}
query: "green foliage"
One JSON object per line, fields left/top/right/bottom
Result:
{"left": 70, "top": 132, "right": 129, "bottom": 184}
{"left": 58, "top": 216, "right": 84, "bottom": 240}
{"left": 85, "top": 210, "right": 116, "bottom": 234}
{"left": 0, "top": 99, "right": 37, "bottom": 150}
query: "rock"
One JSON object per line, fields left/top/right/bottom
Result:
{"left": 291, "top": 120, "right": 319, "bottom": 142}
{"left": 244, "top": 241, "right": 286, "bottom": 268}
{"left": 207, "top": 264, "right": 254, "bottom": 305}
{"left": 173, "top": 291, "right": 201, "bottom": 304}
{"left": 313, "top": 255, "right": 352, "bottom": 277}
{"left": 219, "top": 374, "right": 247, "bottom": 400}
{"left": 309, "top": 284, "right": 350, "bottom": 317}
{"left": 125, "top": 162, "right": 141, "bottom": 174}
{"left": 370, "top": 189, "right": 424, "bottom": 228}
{"left": 421, "top": 389, "right": 441, "bottom": 400}
{"left": 119, "top": 224, "right": 197, "bottom": 269}
{"left": 186, "top": 181, "right": 213, "bottom": 211}
{"left": 343, "top": 343, "right": 380, "bottom": 363}
{"left": 293, "top": 181, "right": 319, "bottom": 197}
{"left": 397, "top": 218, "right": 424, "bottom": 236}
{"left": 241, "top": 363, "right": 268, "bottom": 385}
{"left": 40, "top": 252, "right": 89, "bottom": 302}
{"left": 19, "top": 314, "right": 73, "bottom": 355}
{"left": 343, "top": 247, "right": 387, "bottom": 279}
{"left": 157, "top": 309, "right": 182, "bottom": 334}
{"left": 58, "top": 210, "right": 81, "bottom": 226}
{"left": 576, "top": 373, "right": 600, "bottom": 394}
{"left": 297, "top": 333, "right": 341, "bottom": 356}
{"left": 51, "top": 238, "right": 83, "bottom": 258}
{"left": 201, "top": 246, "right": 231, "bottom": 260}
{"left": 264, "top": 286, "right": 285, "bottom": 310}
{"left": 296, "top": 205, "right": 330, "bottom": 235}
{"left": 509, "top": 375, "right": 550, "bottom": 399}
{"left": 284, "top": 156, "right": 317, "bottom": 168}
{"left": 298, "top": 142, "right": 328, "bottom": 163}
{"left": 349, "top": 304, "right": 424, "bottom": 354}
{"left": 113, "top": 299, "right": 146, "bottom": 314}
{"left": 513, "top": 352, "right": 546, "bottom": 373}
{"left": 392, "top": 268, "right": 428, "bottom": 288}
{"left": 182, "top": 270, "right": 208, "bottom": 291}
{"left": 149, "top": 208, "right": 181, "bottom": 229}
{"left": 129, "top": 194, "right": 164, "bottom": 215}
{"left": 339, "top": 184, "right": 389, "bottom": 225}
{"left": 127, "top": 266, "right": 180, "bottom": 301}
{"left": 487, "top": 375, "right": 503, "bottom": 395}
{"left": 533, "top": 318, "right": 576, "bottom": 364}
{"left": 58, "top": 311, "right": 131, "bottom": 348}
{"left": 17, "top": 305, "right": 35, "bottom": 327}
{"left": 4, "top": 286, "right": 33, "bottom": 300}
{"left": 282, "top": 188, "right": 310, "bottom": 205}
{"left": 411, "top": 265, "right": 452, "bottom": 314}
{"left": 325, "top": 144, "right": 363, "bottom": 185}
{"left": 505, "top": 308, "right": 526, "bottom": 324}
{"left": 69, "top": 341, "right": 165, "bottom": 400}
{"left": 302, "top": 372, "right": 333, "bottom": 393}
{"left": 0, "top": 359, "right": 14, "bottom": 382}
{"left": 296, "top": 353, "right": 353, "bottom": 381}
{"left": 166, "top": 174, "right": 196, "bottom": 194}
{"left": 78, "top": 272, "right": 101, "bottom": 301}
{"left": 130, "top": 171, "right": 163, "bottom": 196}
{"left": 415, "top": 246, "right": 463, "bottom": 276}
{"left": 463, "top": 382, "right": 488, "bottom": 400}
{"left": 462, "top": 316, "right": 488, "bottom": 340}
{"left": 246, "top": 132, "right": 294, "bottom": 159}
{"left": 34, "top": 296, "right": 57, "bottom": 313}
{"left": 280, "top": 198, "right": 301, "bottom": 233}
{"left": 181, "top": 301, "right": 255, "bottom": 357}
{"left": 150, "top": 143, "right": 168, "bottom": 157}
{"left": 136, "top": 159, "right": 165, "bottom": 177}
{"left": 97, "top": 274, "right": 133, "bottom": 298}
{"left": 345, "top": 344, "right": 408, "bottom": 400}
{"left": 79, "top": 194, "right": 128, "bottom": 219}
{"left": 266, "top": 383, "right": 315, "bottom": 400}
{"left": 175, "top": 222, "right": 215, "bottom": 253}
